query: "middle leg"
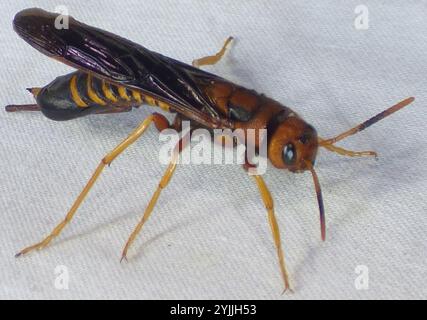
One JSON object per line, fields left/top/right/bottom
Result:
{"left": 121, "top": 126, "right": 190, "bottom": 261}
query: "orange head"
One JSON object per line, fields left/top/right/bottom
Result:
{"left": 264, "top": 97, "right": 415, "bottom": 242}
{"left": 268, "top": 114, "right": 319, "bottom": 173}
{"left": 267, "top": 112, "right": 325, "bottom": 241}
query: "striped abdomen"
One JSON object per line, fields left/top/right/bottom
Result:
{"left": 35, "top": 71, "right": 171, "bottom": 121}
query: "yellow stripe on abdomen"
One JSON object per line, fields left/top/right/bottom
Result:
{"left": 157, "top": 101, "right": 171, "bottom": 112}
{"left": 70, "top": 75, "right": 88, "bottom": 108}
{"left": 143, "top": 94, "right": 171, "bottom": 112}
{"left": 87, "top": 75, "right": 107, "bottom": 106}
{"left": 102, "top": 80, "right": 118, "bottom": 103}
{"left": 95, "top": 78, "right": 171, "bottom": 112}
{"left": 144, "top": 95, "right": 157, "bottom": 107}
{"left": 131, "top": 89, "right": 143, "bottom": 103}
{"left": 118, "top": 86, "right": 131, "bottom": 101}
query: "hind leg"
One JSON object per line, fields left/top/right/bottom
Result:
{"left": 16, "top": 113, "right": 169, "bottom": 257}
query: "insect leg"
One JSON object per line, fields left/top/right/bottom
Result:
{"left": 318, "top": 137, "right": 377, "bottom": 158}
{"left": 192, "top": 36, "right": 234, "bottom": 67}
{"left": 15, "top": 114, "right": 166, "bottom": 257}
{"left": 120, "top": 131, "right": 189, "bottom": 261}
{"left": 250, "top": 174, "right": 292, "bottom": 293}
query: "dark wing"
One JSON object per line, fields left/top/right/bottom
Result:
{"left": 13, "top": 8, "right": 233, "bottom": 129}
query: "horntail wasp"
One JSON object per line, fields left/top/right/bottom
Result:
{"left": 7, "top": 8, "right": 414, "bottom": 292}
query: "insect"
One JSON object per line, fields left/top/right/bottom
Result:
{"left": 7, "top": 8, "right": 414, "bottom": 292}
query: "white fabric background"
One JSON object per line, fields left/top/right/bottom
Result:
{"left": 0, "top": 0, "right": 426, "bottom": 300}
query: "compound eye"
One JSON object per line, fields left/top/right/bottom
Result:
{"left": 282, "top": 143, "right": 296, "bottom": 165}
